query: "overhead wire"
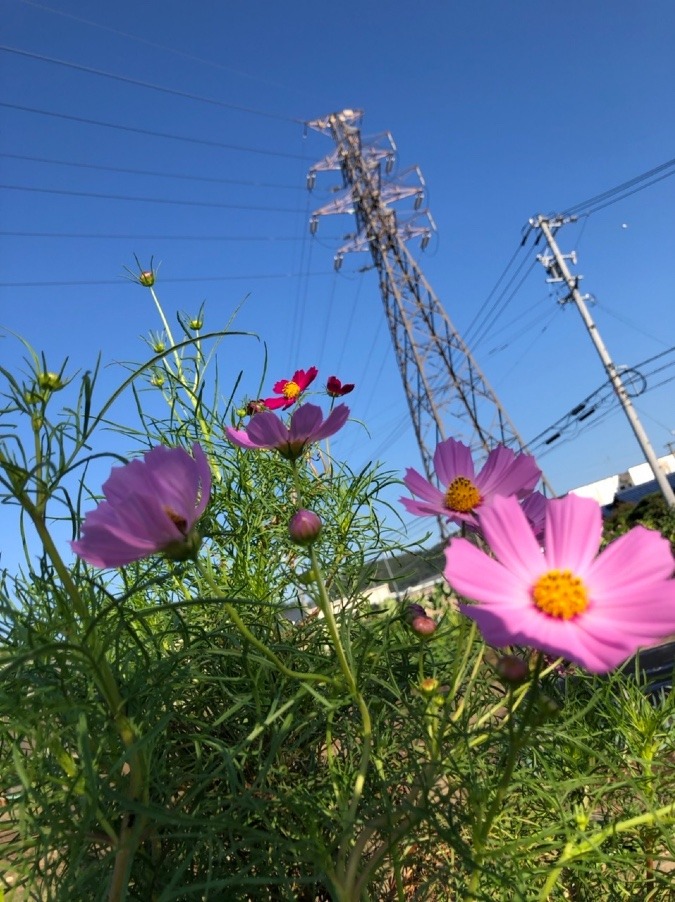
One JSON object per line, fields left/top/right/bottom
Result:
{"left": 0, "top": 102, "right": 307, "bottom": 159}
{"left": 0, "top": 45, "right": 300, "bottom": 124}
{"left": 0, "top": 183, "right": 305, "bottom": 213}
{"left": 0, "top": 272, "right": 335, "bottom": 288}
{"left": 0, "top": 152, "right": 304, "bottom": 191}
{"left": 560, "top": 156, "right": 675, "bottom": 218}
{"left": 19, "top": 0, "right": 303, "bottom": 97}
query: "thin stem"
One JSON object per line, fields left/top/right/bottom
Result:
{"left": 196, "top": 562, "right": 338, "bottom": 687}
{"left": 538, "top": 800, "right": 675, "bottom": 900}
{"left": 467, "top": 654, "right": 545, "bottom": 897}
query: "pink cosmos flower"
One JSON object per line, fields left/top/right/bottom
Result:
{"left": 226, "top": 402, "right": 349, "bottom": 460}
{"left": 400, "top": 438, "right": 540, "bottom": 528}
{"left": 326, "top": 375, "right": 355, "bottom": 397}
{"left": 263, "top": 366, "right": 318, "bottom": 410}
{"left": 71, "top": 444, "right": 211, "bottom": 568}
{"left": 444, "top": 493, "right": 675, "bottom": 674}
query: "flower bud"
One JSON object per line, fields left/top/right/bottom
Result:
{"left": 37, "top": 371, "right": 64, "bottom": 392}
{"left": 495, "top": 654, "right": 530, "bottom": 686}
{"left": 288, "top": 509, "right": 322, "bottom": 546}
{"left": 419, "top": 677, "right": 440, "bottom": 696}
{"left": 188, "top": 317, "right": 203, "bottom": 330}
{"left": 404, "top": 603, "right": 427, "bottom": 625}
{"left": 409, "top": 615, "right": 437, "bottom": 637}
{"left": 139, "top": 270, "right": 156, "bottom": 287}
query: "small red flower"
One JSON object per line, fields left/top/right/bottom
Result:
{"left": 326, "top": 375, "right": 354, "bottom": 397}
{"left": 264, "top": 366, "right": 318, "bottom": 410}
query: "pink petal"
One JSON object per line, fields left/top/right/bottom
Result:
{"left": 477, "top": 446, "right": 540, "bottom": 499}
{"left": 444, "top": 537, "right": 527, "bottom": 608}
{"left": 434, "top": 438, "right": 474, "bottom": 486}
{"left": 262, "top": 396, "right": 291, "bottom": 410}
{"left": 543, "top": 495, "right": 601, "bottom": 575}
{"left": 587, "top": 525, "right": 675, "bottom": 595}
{"left": 289, "top": 404, "right": 324, "bottom": 441}
{"left": 246, "top": 411, "right": 289, "bottom": 446}
{"left": 308, "top": 403, "right": 349, "bottom": 441}
{"left": 403, "top": 468, "right": 446, "bottom": 505}
{"left": 295, "top": 366, "right": 318, "bottom": 390}
{"left": 399, "top": 496, "right": 451, "bottom": 519}
{"left": 476, "top": 496, "right": 546, "bottom": 583}
{"left": 225, "top": 426, "right": 261, "bottom": 450}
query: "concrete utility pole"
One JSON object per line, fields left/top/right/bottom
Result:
{"left": 307, "top": 109, "right": 554, "bottom": 503}
{"left": 531, "top": 214, "right": 675, "bottom": 508}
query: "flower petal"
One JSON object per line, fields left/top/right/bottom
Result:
{"left": 434, "top": 438, "right": 474, "bottom": 486}
{"left": 444, "top": 537, "right": 527, "bottom": 607}
{"left": 403, "top": 468, "right": 446, "bottom": 505}
{"left": 476, "top": 495, "right": 545, "bottom": 584}
{"left": 246, "top": 411, "right": 290, "bottom": 447}
{"left": 289, "top": 403, "right": 325, "bottom": 441}
{"left": 544, "top": 495, "right": 601, "bottom": 575}
{"left": 586, "top": 525, "right": 675, "bottom": 595}
{"left": 477, "top": 446, "right": 540, "bottom": 499}
{"left": 308, "top": 403, "right": 349, "bottom": 441}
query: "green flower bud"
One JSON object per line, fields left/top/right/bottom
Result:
{"left": 37, "top": 371, "right": 64, "bottom": 392}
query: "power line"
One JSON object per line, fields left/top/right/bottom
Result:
{"left": 0, "top": 230, "right": 309, "bottom": 241}
{"left": 561, "top": 156, "right": 675, "bottom": 218}
{"left": 0, "top": 45, "right": 299, "bottom": 124}
{"left": 0, "top": 152, "right": 303, "bottom": 191}
{"left": 0, "top": 272, "right": 334, "bottom": 288}
{"left": 0, "top": 102, "right": 306, "bottom": 160}
{"left": 0, "top": 183, "right": 304, "bottom": 213}
{"left": 19, "top": 0, "right": 301, "bottom": 97}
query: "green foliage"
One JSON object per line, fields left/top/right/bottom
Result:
{"left": 0, "top": 300, "right": 673, "bottom": 901}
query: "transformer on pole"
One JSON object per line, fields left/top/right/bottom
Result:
{"left": 307, "top": 109, "right": 547, "bottom": 493}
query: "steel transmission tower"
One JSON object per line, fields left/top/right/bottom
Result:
{"left": 307, "top": 109, "right": 543, "bottom": 488}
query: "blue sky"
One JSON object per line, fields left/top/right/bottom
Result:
{"left": 1, "top": 0, "right": 674, "bottom": 564}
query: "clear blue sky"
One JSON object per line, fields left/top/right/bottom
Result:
{"left": 1, "top": 0, "right": 674, "bottom": 562}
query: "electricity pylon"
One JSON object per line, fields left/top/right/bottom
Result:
{"left": 307, "top": 109, "right": 550, "bottom": 493}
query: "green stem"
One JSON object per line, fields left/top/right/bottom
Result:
{"left": 538, "top": 800, "right": 675, "bottom": 900}
{"left": 197, "top": 562, "right": 338, "bottom": 687}
{"left": 467, "top": 654, "right": 544, "bottom": 897}
{"left": 15, "top": 486, "right": 148, "bottom": 901}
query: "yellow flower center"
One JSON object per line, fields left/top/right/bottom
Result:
{"left": 531, "top": 569, "right": 589, "bottom": 620}
{"left": 282, "top": 380, "right": 301, "bottom": 400}
{"left": 444, "top": 476, "right": 482, "bottom": 513}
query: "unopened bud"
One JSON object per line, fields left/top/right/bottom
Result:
{"left": 139, "top": 270, "right": 156, "bottom": 287}
{"left": 246, "top": 399, "right": 267, "bottom": 415}
{"left": 495, "top": 654, "right": 530, "bottom": 686}
{"left": 188, "top": 317, "right": 203, "bottom": 330}
{"left": 288, "top": 509, "right": 322, "bottom": 546}
{"left": 37, "top": 371, "right": 64, "bottom": 392}
{"left": 409, "top": 615, "right": 437, "bottom": 637}
{"left": 404, "top": 603, "right": 427, "bottom": 625}
{"left": 419, "top": 677, "right": 440, "bottom": 696}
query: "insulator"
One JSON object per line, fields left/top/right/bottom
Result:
{"left": 385, "top": 155, "right": 395, "bottom": 174}
{"left": 306, "top": 171, "right": 316, "bottom": 191}
{"left": 414, "top": 192, "right": 423, "bottom": 210}
{"left": 310, "top": 216, "right": 318, "bottom": 236}
{"left": 544, "top": 432, "right": 561, "bottom": 445}
{"left": 577, "top": 406, "right": 596, "bottom": 422}
{"left": 334, "top": 254, "right": 343, "bottom": 272}
{"left": 421, "top": 233, "right": 430, "bottom": 251}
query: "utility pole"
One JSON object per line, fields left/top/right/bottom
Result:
{"left": 307, "top": 109, "right": 554, "bottom": 503}
{"left": 531, "top": 214, "right": 675, "bottom": 507}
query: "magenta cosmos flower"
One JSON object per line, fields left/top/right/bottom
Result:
{"left": 226, "top": 402, "right": 349, "bottom": 460}
{"left": 263, "top": 366, "right": 318, "bottom": 410}
{"left": 71, "top": 444, "right": 211, "bottom": 568}
{"left": 326, "top": 375, "right": 355, "bottom": 397}
{"left": 444, "top": 493, "right": 675, "bottom": 674}
{"left": 400, "top": 438, "right": 540, "bottom": 528}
